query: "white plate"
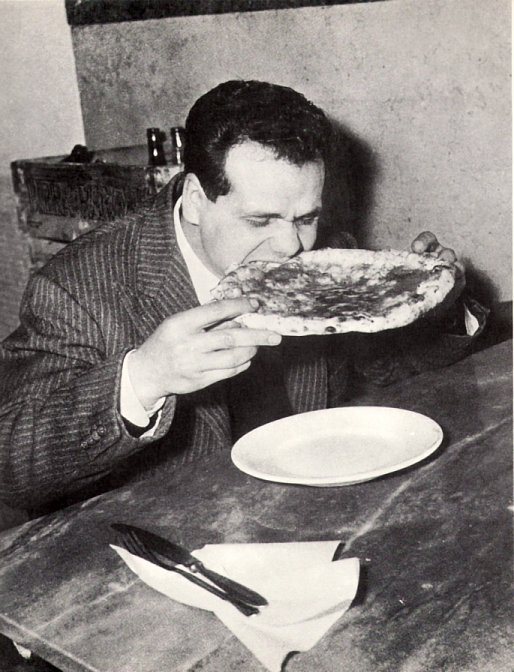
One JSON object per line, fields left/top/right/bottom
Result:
{"left": 231, "top": 406, "right": 443, "bottom": 486}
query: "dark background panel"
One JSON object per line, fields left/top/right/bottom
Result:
{"left": 65, "top": 0, "right": 385, "bottom": 26}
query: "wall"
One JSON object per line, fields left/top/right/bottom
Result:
{"left": 0, "top": 0, "right": 85, "bottom": 340}
{"left": 71, "top": 0, "right": 511, "bottom": 302}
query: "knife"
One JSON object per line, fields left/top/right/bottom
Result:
{"left": 112, "top": 523, "right": 268, "bottom": 607}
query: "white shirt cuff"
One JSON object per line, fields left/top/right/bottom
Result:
{"left": 464, "top": 305, "right": 479, "bottom": 336}
{"left": 120, "top": 350, "right": 165, "bottom": 437}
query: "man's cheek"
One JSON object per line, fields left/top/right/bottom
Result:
{"left": 224, "top": 245, "right": 249, "bottom": 271}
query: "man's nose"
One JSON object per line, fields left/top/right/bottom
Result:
{"left": 270, "top": 222, "right": 302, "bottom": 258}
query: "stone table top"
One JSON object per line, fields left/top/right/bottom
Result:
{"left": 0, "top": 340, "right": 512, "bottom": 672}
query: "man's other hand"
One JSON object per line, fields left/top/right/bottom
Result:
{"left": 411, "top": 230, "right": 465, "bottom": 274}
{"left": 411, "top": 230, "right": 466, "bottom": 319}
{"left": 128, "top": 298, "right": 281, "bottom": 409}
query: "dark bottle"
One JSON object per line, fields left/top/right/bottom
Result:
{"left": 170, "top": 127, "right": 185, "bottom": 166}
{"left": 146, "top": 127, "right": 167, "bottom": 166}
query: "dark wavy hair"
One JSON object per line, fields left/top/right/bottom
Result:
{"left": 184, "top": 80, "right": 331, "bottom": 201}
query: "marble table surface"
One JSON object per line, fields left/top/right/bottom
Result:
{"left": 0, "top": 340, "right": 512, "bottom": 672}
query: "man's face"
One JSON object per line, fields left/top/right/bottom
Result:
{"left": 187, "top": 141, "right": 325, "bottom": 277}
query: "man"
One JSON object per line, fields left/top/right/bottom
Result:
{"left": 0, "top": 80, "right": 485, "bottom": 515}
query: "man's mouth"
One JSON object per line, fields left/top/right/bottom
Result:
{"left": 241, "top": 247, "right": 301, "bottom": 266}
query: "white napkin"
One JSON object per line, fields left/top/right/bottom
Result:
{"left": 112, "top": 540, "right": 359, "bottom": 671}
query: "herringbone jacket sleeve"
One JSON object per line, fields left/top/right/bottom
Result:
{"left": 326, "top": 295, "right": 488, "bottom": 401}
{"left": 0, "top": 270, "right": 176, "bottom": 511}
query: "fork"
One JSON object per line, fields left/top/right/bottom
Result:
{"left": 117, "top": 528, "right": 259, "bottom": 617}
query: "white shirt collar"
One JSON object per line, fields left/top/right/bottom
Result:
{"left": 173, "top": 196, "right": 219, "bottom": 305}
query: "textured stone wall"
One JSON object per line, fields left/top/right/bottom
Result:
{"left": 72, "top": 0, "right": 511, "bottom": 302}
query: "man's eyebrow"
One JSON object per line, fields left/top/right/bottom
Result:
{"left": 243, "top": 212, "right": 281, "bottom": 219}
{"left": 243, "top": 207, "right": 322, "bottom": 220}
{"left": 293, "top": 207, "right": 322, "bottom": 221}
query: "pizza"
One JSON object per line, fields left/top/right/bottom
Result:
{"left": 211, "top": 248, "right": 459, "bottom": 335}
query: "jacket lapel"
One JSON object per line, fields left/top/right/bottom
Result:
{"left": 122, "top": 175, "right": 231, "bottom": 449}
{"left": 134, "top": 174, "right": 198, "bottom": 335}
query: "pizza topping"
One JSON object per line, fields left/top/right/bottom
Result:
{"left": 234, "top": 261, "right": 434, "bottom": 320}
{"left": 212, "top": 248, "right": 457, "bottom": 335}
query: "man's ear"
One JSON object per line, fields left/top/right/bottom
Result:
{"left": 181, "top": 173, "right": 208, "bottom": 225}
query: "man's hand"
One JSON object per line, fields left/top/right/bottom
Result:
{"left": 411, "top": 230, "right": 465, "bottom": 275}
{"left": 411, "top": 230, "right": 466, "bottom": 318}
{"left": 128, "top": 298, "right": 281, "bottom": 410}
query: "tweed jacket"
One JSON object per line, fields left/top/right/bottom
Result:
{"left": 0, "top": 177, "right": 334, "bottom": 512}
{"left": 0, "top": 177, "right": 486, "bottom": 513}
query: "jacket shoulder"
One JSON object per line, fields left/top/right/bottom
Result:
{"left": 38, "top": 181, "right": 176, "bottom": 296}
{"left": 39, "top": 213, "right": 143, "bottom": 290}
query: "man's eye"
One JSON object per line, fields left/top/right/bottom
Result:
{"left": 297, "top": 217, "right": 319, "bottom": 227}
{"left": 247, "top": 218, "right": 271, "bottom": 228}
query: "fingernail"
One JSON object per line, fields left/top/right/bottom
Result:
{"left": 268, "top": 333, "right": 281, "bottom": 345}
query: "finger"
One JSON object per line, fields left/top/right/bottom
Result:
{"left": 198, "top": 328, "right": 282, "bottom": 352}
{"left": 202, "top": 360, "right": 252, "bottom": 385}
{"left": 211, "top": 319, "right": 242, "bottom": 331}
{"left": 438, "top": 247, "right": 457, "bottom": 263}
{"left": 179, "top": 298, "right": 258, "bottom": 332}
{"left": 430, "top": 243, "right": 444, "bottom": 257}
{"left": 411, "top": 231, "right": 438, "bottom": 254}
{"left": 201, "top": 346, "right": 258, "bottom": 371}
{"left": 454, "top": 260, "right": 466, "bottom": 278}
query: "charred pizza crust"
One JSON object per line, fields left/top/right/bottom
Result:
{"left": 212, "top": 248, "right": 458, "bottom": 335}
